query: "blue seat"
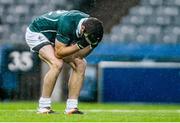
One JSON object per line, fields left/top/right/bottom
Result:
{"left": 0, "top": 0, "right": 14, "bottom": 5}
{"left": 0, "top": 5, "right": 4, "bottom": 16}
{"left": 173, "top": 16, "right": 180, "bottom": 26}
{"left": 155, "top": 6, "right": 179, "bottom": 16}
{"left": 122, "top": 15, "right": 145, "bottom": 25}
{"left": 163, "top": 34, "right": 178, "bottom": 44}
{"left": 146, "top": 15, "right": 171, "bottom": 25}
{"left": 164, "top": 0, "right": 176, "bottom": 6}
{"left": 129, "top": 6, "right": 154, "bottom": 15}
{"left": 3, "top": 14, "right": 19, "bottom": 24}
{"left": 141, "top": 0, "right": 163, "bottom": 6}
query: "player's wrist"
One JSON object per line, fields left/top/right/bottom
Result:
{"left": 76, "top": 40, "right": 90, "bottom": 49}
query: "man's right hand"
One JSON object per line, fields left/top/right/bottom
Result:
{"left": 76, "top": 39, "right": 90, "bottom": 49}
{"left": 55, "top": 39, "right": 80, "bottom": 59}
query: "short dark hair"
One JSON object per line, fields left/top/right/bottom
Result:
{"left": 82, "top": 17, "right": 104, "bottom": 42}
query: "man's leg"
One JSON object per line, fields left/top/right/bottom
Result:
{"left": 37, "top": 45, "right": 63, "bottom": 113}
{"left": 65, "top": 58, "right": 86, "bottom": 114}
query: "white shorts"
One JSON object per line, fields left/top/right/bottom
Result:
{"left": 25, "top": 27, "right": 52, "bottom": 52}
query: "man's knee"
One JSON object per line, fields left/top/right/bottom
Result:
{"left": 50, "top": 59, "right": 63, "bottom": 71}
{"left": 74, "top": 58, "right": 87, "bottom": 73}
{"left": 38, "top": 45, "right": 63, "bottom": 71}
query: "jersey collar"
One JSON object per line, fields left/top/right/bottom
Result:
{"left": 76, "top": 18, "right": 88, "bottom": 38}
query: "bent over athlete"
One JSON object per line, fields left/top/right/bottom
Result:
{"left": 25, "top": 10, "right": 103, "bottom": 114}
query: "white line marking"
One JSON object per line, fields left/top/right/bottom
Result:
{"left": 1, "top": 109, "right": 180, "bottom": 113}
{"left": 2, "top": 122, "right": 176, "bottom": 123}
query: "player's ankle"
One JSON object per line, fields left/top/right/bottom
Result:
{"left": 66, "top": 99, "right": 78, "bottom": 111}
{"left": 39, "top": 97, "right": 51, "bottom": 108}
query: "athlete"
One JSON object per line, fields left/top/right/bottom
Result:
{"left": 25, "top": 10, "right": 103, "bottom": 114}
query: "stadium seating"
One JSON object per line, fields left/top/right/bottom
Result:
{"left": 106, "top": 0, "right": 180, "bottom": 44}
{"left": 0, "top": 0, "right": 71, "bottom": 44}
{"left": 0, "top": 0, "right": 180, "bottom": 44}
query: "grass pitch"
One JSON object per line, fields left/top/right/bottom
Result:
{"left": 0, "top": 102, "right": 180, "bottom": 122}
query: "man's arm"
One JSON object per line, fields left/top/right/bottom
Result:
{"left": 55, "top": 39, "right": 80, "bottom": 59}
{"left": 55, "top": 38, "right": 91, "bottom": 59}
{"left": 62, "top": 46, "right": 93, "bottom": 63}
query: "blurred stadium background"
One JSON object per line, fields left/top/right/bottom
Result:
{"left": 1, "top": 0, "right": 180, "bottom": 105}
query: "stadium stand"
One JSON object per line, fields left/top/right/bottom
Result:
{"left": 0, "top": 0, "right": 74, "bottom": 44}
{"left": 1, "top": 0, "right": 179, "bottom": 45}
{"left": 105, "top": 0, "right": 180, "bottom": 44}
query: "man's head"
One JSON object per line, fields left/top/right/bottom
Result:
{"left": 81, "top": 17, "right": 104, "bottom": 45}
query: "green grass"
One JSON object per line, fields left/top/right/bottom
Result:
{"left": 0, "top": 101, "right": 180, "bottom": 122}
